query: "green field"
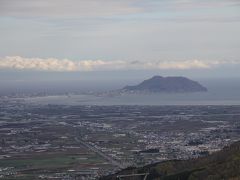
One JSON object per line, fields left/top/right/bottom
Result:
{"left": 0, "top": 153, "right": 106, "bottom": 179}
{"left": 0, "top": 154, "right": 103, "bottom": 168}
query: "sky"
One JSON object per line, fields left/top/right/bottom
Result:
{"left": 0, "top": 0, "right": 240, "bottom": 79}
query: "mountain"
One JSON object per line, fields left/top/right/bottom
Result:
{"left": 122, "top": 76, "right": 207, "bottom": 93}
{"left": 100, "top": 141, "right": 240, "bottom": 180}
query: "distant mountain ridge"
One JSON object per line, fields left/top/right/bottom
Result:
{"left": 122, "top": 76, "right": 207, "bottom": 93}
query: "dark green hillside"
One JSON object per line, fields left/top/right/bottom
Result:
{"left": 100, "top": 141, "right": 240, "bottom": 180}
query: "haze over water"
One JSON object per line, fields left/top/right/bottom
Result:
{"left": 25, "top": 78, "right": 240, "bottom": 106}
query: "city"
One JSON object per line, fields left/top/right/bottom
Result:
{"left": 1, "top": 97, "right": 240, "bottom": 179}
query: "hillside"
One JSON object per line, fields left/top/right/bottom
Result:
{"left": 122, "top": 76, "right": 207, "bottom": 93}
{"left": 100, "top": 141, "right": 240, "bottom": 180}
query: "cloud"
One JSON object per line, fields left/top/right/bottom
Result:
{"left": 0, "top": 0, "right": 142, "bottom": 18}
{"left": 0, "top": 56, "right": 125, "bottom": 71}
{"left": 1, "top": 0, "right": 239, "bottom": 20}
{"left": 143, "top": 60, "right": 210, "bottom": 70}
{"left": 0, "top": 56, "right": 78, "bottom": 71}
{"left": 167, "top": 0, "right": 240, "bottom": 9}
{"left": 1, "top": 56, "right": 237, "bottom": 72}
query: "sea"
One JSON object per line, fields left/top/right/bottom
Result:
{"left": 24, "top": 78, "right": 240, "bottom": 106}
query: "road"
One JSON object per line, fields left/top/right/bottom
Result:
{"left": 74, "top": 137, "right": 125, "bottom": 169}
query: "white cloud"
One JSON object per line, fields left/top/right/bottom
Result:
{"left": 0, "top": 56, "right": 238, "bottom": 72}
{"left": 141, "top": 60, "right": 210, "bottom": 70}
{"left": 0, "top": 56, "right": 77, "bottom": 71}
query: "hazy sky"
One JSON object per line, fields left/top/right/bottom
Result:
{"left": 0, "top": 0, "right": 240, "bottom": 77}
